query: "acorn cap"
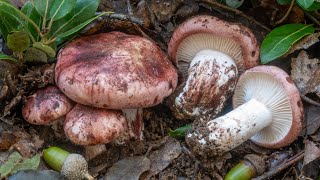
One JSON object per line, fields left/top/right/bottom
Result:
{"left": 233, "top": 66, "right": 303, "bottom": 148}
{"left": 55, "top": 31, "right": 178, "bottom": 109}
{"left": 61, "top": 154, "right": 93, "bottom": 180}
{"left": 22, "top": 86, "right": 74, "bottom": 125}
{"left": 168, "top": 15, "right": 260, "bottom": 77}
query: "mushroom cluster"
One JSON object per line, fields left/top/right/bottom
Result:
{"left": 186, "top": 66, "right": 304, "bottom": 157}
{"left": 22, "top": 31, "right": 178, "bottom": 145}
{"left": 167, "top": 15, "right": 260, "bottom": 121}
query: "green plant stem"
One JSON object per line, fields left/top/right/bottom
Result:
{"left": 42, "top": 0, "right": 50, "bottom": 32}
{"left": 274, "top": 0, "right": 295, "bottom": 25}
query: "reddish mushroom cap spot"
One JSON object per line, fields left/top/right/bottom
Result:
{"left": 233, "top": 66, "right": 304, "bottom": 148}
{"left": 22, "top": 86, "right": 74, "bottom": 125}
{"left": 168, "top": 15, "right": 260, "bottom": 74}
{"left": 55, "top": 31, "right": 178, "bottom": 109}
{"left": 64, "top": 104, "right": 128, "bottom": 145}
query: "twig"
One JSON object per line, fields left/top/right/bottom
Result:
{"left": 274, "top": 0, "right": 295, "bottom": 25}
{"left": 96, "top": 12, "right": 144, "bottom": 26}
{"left": 253, "top": 151, "right": 304, "bottom": 180}
{"left": 301, "top": 95, "right": 320, "bottom": 106}
{"left": 305, "top": 12, "right": 320, "bottom": 27}
{"left": 197, "top": 0, "right": 271, "bottom": 32}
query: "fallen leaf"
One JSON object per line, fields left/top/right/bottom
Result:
{"left": 147, "top": 0, "right": 183, "bottom": 22}
{"left": 302, "top": 105, "right": 320, "bottom": 136}
{"left": 285, "top": 33, "right": 320, "bottom": 57}
{"left": 291, "top": 50, "right": 320, "bottom": 97}
{"left": 302, "top": 140, "right": 320, "bottom": 178}
{"left": 105, "top": 156, "right": 150, "bottom": 180}
{"left": 9, "top": 170, "right": 64, "bottom": 180}
{"left": 0, "top": 151, "right": 40, "bottom": 178}
{"left": 0, "top": 131, "right": 19, "bottom": 150}
{"left": 146, "top": 137, "right": 182, "bottom": 178}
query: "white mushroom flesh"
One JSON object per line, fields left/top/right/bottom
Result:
{"left": 233, "top": 72, "right": 292, "bottom": 144}
{"left": 176, "top": 33, "right": 243, "bottom": 77}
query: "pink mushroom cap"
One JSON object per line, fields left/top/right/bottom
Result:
{"left": 22, "top": 86, "right": 74, "bottom": 125}
{"left": 55, "top": 31, "right": 178, "bottom": 109}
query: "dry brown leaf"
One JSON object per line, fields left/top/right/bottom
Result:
{"left": 146, "top": 137, "right": 182, "bottom": 178}
{"left": 285, "top": 33, "right": 320, "bottom": 57}
{"left": 147, "top": 0, "right": 183, "bottom": 22}
{"left": 105, "top": 156, "right": 150, "bottom": 180}
{"left": 302, "top": 140, "right": 320, "bottom": 179}
{"left": 291, "top": 51, "right": 320, "bottom": 97}
{"left": 302, "top": 105, "right": 320, "bottom": 136}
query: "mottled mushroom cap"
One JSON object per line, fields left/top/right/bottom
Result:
{"left": 233, "top": 66, "right": 303, "bottom": 148}
{"left": 168, "top": 15, "right": 260, "bottom": 76}
{"left": 64, "top": 104, "right": 128, "bottom": 145}
{"left": 55, "top": 31, "right": 178, "bottom": 109}
{"left": 22, "top": 86, "right": 74, "bottom": 125}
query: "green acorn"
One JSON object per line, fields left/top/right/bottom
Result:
{"left": 224, "top": 154, "right": 265, "bottom": 180}
{"left": 43, "top": 147, "right": 93, "bottom": 180}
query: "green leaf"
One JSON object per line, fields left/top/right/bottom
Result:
{"left": 305, "top": 1, "right": 320, "bottom": 11}
{"left": 48, "top": 0, "right": 99, "bottom": 43}
{"left": 168, "top": 124, "right": 192, "bottom": 139}
{"left": 48, "top": 0, "right": 77, "bottom": 21}
{"left": 296, "top": 0, "right": 314, "bottom": 9}
{"left": 0, "top": 53, "right": 18, "bottom": 62}
{"left": 56, "top": 12, "right": 106, "bottom": 45}
{"left": 33, "top": 0, "right": 54, "bottom": 18}
{"left": 260, "top": 24, "right": 315, "bottom": 64}
{"left": 276, "top": 0, "right": 291, "bottom": 5}
{"left": 225, "top": 0, "right": 244, "bottom": 8}
{"left": 21, "top": 1, "right": 42, "bottom": 42}
{"left": 0, "top": 152, "right": 40, "bottom": 178}
{"left": 0, "top": 2, "right": 25, "bottom": 42}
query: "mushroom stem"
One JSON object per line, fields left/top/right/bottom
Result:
{"left": 174, "top": 49, "right": 238, "bottom": 119}
{"left": 187, "top": 99, "right": 273, "bottom": 156}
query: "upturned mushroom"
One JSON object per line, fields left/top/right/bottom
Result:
{"left": 186, "top": 66, "right": 304, "bottom": 157}
{"left": 55, "top": 31, "right": 178, "bottom": 145}
{"left": 167, "top": 15, "right": 260, "bottom": 120}
{"left": 22, "top": 86, "right": 74, "bottom": 125}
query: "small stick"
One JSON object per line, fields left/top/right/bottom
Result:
{"left": 96, "top": 12, "right": 144, "bottom": 26}
{"left": 274, "top": 0, "right": 295, "bottom": 25}
{"left": 301, "top": 95, "right": 320, "bottom": 106}
{"left": 198, "top": 0, "right": 271, "bottom": 32}
{"left": 253, "top": 151, "right": 304, "bottom": 180}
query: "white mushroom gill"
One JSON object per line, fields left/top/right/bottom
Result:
{"left": 176, "top": 33, "right": 242, "bottom": 77}
{"left": 233, "top": 72, "right": 292, "bottom": 144}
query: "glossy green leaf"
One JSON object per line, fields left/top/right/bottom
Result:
{"left": 260, "top": 24, "right": 314, "bottom": 64}
{"left": 0, "top": 152, "right": 40, "bottom": 178}
{"left": 48, "top": 0, "right": 99, "bottom": 44}
{"left": 0, "top": 2, "right": 25, "bottom": 42}
{"left": 0, "top": 54, "right": 18, "bottom": 62}
{"left": 168, "top": 124, "right": 192, "bottom": 139}
{"left": 21, "top": 2, "right": 42, "bottom": 42}
{"left": 225, "top": 0, "right": 244, "bottom": 8}
{"left": 48, "top": 0, "right": 76, "bottom": 21}
{"left": 56, "top": 12, "right": 106, "bottom": 45}
{"left": 305, "top": 1, "right": 320, "bottom": 11}
{"left": 296, "top": 0, "right": 314, "bottom": 9}
{"left": 32, "top": 0, "right": 54, "bottom": 18}
{"left": 276, "top": 0, "right": 291, "bottom": 5}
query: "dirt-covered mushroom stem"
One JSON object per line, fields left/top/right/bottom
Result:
{"left": 167, "top": 15, "right": 260, "bottom": 120}
{"left": 186, "top": 66, "right": 303, "bottom": 157}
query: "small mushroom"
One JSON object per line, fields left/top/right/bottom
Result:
{"left": 64, "top": 104, "right": 143, "bottom": 145}
{"left": 167, "top": 15, "right": 259, "bottom": 120}
{"left": 55, "top": 31, "right": 178, "bottom": 109}
{"left": 22, "top": 86, "right": 74, "bottom": 125}
{"left": 186, "top": 66, "right": 303, "bottom": 157}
